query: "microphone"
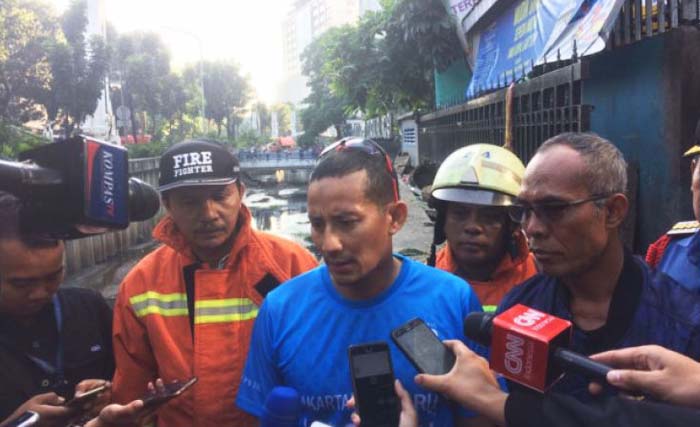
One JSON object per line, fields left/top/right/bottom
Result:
{"left": 260, "top": 386, "right": 302, "bottom": 427}
{"left": 0, "top": 135, "right": 160, "bottom": 239}
{"left": 464, "top": 304, "right": 612, "bottom": 392}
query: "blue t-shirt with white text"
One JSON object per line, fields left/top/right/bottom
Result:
{"left": 236, "top": 255, "right": 485, "bottom": 427}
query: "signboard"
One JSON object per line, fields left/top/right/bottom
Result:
{"left": 443, "top": 0, "right": 482, "bottom": 58}
{"left": 466, "top": 0, "right": 585, "bottom": 97}
{"left": 466, "top": 0, "right": 626, "bottom": 97}
{"left": 541, "top": 0, "right": 625, "bottom": 62}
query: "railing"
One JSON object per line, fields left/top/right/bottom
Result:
{"left": 610, "top": 0, "right": 700, "bottom": 48}
{"left": 64, "top": 157, "right": 162, "bottom": 275}
{"left": 419, "top": 62, "right": 590, "bottom": 166}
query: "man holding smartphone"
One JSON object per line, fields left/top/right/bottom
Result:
{"left": 237, "top": 138, "right": 490, "bottom": 427}
{"left": 0, "top": 192, "right": 114, "bottom": 426}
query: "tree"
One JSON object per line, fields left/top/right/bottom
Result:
{"left": 251, "top": 101, "right": 271, "bottom": 136}
{"left": 300, "top": 0, "right": 463, "bottom": 122}
{"left": 0, "top": 0, "right": 58, "bottom": 122}
{"left": 46, "top": 0, "right": 110, "bottom": 133}
{"left": 185, "top": 60, "right": 250, "bottom": 138}
{"left": 271, "top": 103, "right": 293, "bottom": 136}
{"left": 112, "top": 31, "right": 172, "bottom": 136}
{"left": 299, "top": 27, "right": 351, "bottom": 144}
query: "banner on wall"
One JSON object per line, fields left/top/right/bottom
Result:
{"left": 465, "top": 0, "right": 625, "bottom": 98}
{"left": 541, "top": 0, "right": 625, "bottom": 63}
{"left": 466, "top": 0, "right": 585, "bottom": 97}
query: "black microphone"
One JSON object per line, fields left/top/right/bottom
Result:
{"left": 0, "top": 135, "right": 160, "bottom": 239}
{"left": 464, "top": 307, "right": 612, "bottom": 391}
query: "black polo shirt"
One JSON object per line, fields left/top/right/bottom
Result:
{"left": 497, "top": 249, "right": 700, "bottom": 401}
{"left": 0, "top": 287, "right": 114, "bottom": 420}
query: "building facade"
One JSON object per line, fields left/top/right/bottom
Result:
{"left": 278, "top": 0, "right": 381, "bottom": 104}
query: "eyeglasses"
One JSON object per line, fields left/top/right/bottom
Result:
{"left": 507, "top": 194, "right": 610, "bottom": 224}
{"left": 318, "top": 137, "right": 400, "bottom": 202}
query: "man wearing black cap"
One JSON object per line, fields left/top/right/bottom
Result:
{"left": 646, "top": 119, "right": 700, "bottom": 291}
{"left": 111, "top": 140, "right": 317, "bottom": 426}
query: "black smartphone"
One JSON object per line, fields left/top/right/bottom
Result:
{"left": 391, "top": 318, "right": 456, "bottom": 375}
{"left": 348, "top": 342, "right": 400, "bottom": 427}
{"left": 64, "top": 384, "right": 108, "bottom": 409}
{"left": 141, "top": 377, "right": 198, "bottom": 410}
{"left": 5, "top": 411, "right": 38, "bottom": 427}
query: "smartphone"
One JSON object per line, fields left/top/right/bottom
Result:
{"left": 141, "top": 377, "right": 198, "bottom": 410}
{"left": 348, "top": 342, "right": 400, "bottom": 427}
{"left": 5, "top": 411, "right": 38, "bottom": 427}
{"left": 391, "top": 318, "right": 456, "bottom": 375}
{"left": 64, "top": 384, "right": 108, "bottom": 409}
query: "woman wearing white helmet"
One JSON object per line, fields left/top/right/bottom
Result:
{"left": 428, "top": 144, "right": 537, "bottom": 312}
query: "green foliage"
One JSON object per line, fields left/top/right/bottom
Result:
{"left": 0, "top": 0, "right": 59, "bottom": 122}
{"left": 125, "top": 139, "right": 168, "bottom": 159}
{"left": 112, "top": 31, "right": 176, "bottom": 137}
{"left": 271, "top": 103, "right": 293, "bottom": 136}
{"left": 299, "top": 26, "right": 351, "bottom": 144}
{"left": 184, "top": 60, "right": 251, "bottom": 138}
{"left": 300, "top": 0, "right": 463, "bottom": 123}
{"left": 0, "top": 119, "right": 48, "bottom": 159}
{"left": 236, "top": 128, "right": 269, "bottom": 148}
{"left": 45, "top": 0, "right": 110, "bottom": 132}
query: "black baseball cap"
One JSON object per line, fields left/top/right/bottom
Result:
{"left": 159, "top": 140, "right": 240, "bottom": 192}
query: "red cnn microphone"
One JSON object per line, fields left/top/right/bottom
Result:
{"left": 465, "top": 304, "right": 611, "bottom": 392}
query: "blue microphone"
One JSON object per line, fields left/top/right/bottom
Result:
{"left": 260, "top": 386, "right": 302, "bottom": 427}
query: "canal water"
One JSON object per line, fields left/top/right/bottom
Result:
{"left": 245, "top": 184, "right": 317, "bottom": 257}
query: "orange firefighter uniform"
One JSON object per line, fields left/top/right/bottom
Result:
{"left": 112, "top": 206, "right": 317, "bottom": 426}
{"left": 436, "top": 231, "right": 537, "bottom": 312}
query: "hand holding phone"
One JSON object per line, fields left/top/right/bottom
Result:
{"left": 391, "top": 318, "right": 456, "bottom": 375}
{"left": 64, "top": 384, "right": 108, "bottom": 409}
{"left": 348, "top": 342, "right": 400, "bottom": 427}
{"left": 140, "top": 377, "right": 198, "bottom": 410}
{"left": 3, "top": 411, "right": 39, "bottom": 427}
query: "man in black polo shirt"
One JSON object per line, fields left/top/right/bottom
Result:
{"left": 497, "top": 133, "right": 700, "bottom": 400}
{"left": 0, "top": 192, "right": 114, "bottom": 425}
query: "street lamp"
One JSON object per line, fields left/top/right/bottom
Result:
{"left": 161, "top": 27, "right": 207, "bottom": 135}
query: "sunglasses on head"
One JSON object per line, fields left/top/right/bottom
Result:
{"left": 318, "top": 137, "right": 400, "bottom": 202}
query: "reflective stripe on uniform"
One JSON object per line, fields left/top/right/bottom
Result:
{"left": 195, "top": 298, "right": 259, "bottom": 324}
{"left": 129, "top": 292, "right": 188, "bottom": 317}
{"left": 483, "top": 305, "right": 497, "bottom": 313}
{"left": 129, "top": 292, "right": 258, "bottom": 323}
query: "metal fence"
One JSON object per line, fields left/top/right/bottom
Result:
{"left": 610, "top": 0, "right": 700, "bottom": 48}
{"left": 64, "top": 157, "right": 161, "bottom": 275}
{"left": 419, "top": 62, "right": 590, "bottom": 165}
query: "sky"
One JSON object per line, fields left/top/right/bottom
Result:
{"left": 49, "top": 0, "right": 294, "bottom": 103}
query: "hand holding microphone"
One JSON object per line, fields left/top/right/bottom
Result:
{"left": 464, "top": 304, "right": 612, "bottom": 392}
{"left": 588, "top": 345, "right": 700, "bottom": 408}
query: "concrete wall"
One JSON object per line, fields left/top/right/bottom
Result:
{"left": 584, "top": 27, "right": 700, "bottom": 251}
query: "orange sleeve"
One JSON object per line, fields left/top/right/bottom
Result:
{"left": 111, "top": 276, "right": 158, "bottom": 406}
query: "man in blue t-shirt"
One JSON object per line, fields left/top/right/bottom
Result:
{"left": 236, "top": 138, "right": 490, "bottom": 427}
{"left": 498, "top": 133, "right": 700, "bottom": 401}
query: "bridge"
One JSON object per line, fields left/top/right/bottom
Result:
{"left": 239, "top": 153, "right": 316, "bottom": 174}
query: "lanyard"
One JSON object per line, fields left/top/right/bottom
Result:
{"left": 25, "top": 294, "right": 64, "bottom": 384}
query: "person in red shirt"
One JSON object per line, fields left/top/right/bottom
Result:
{"left": 427, "top": 144, "right": 537, "bottom": 311}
